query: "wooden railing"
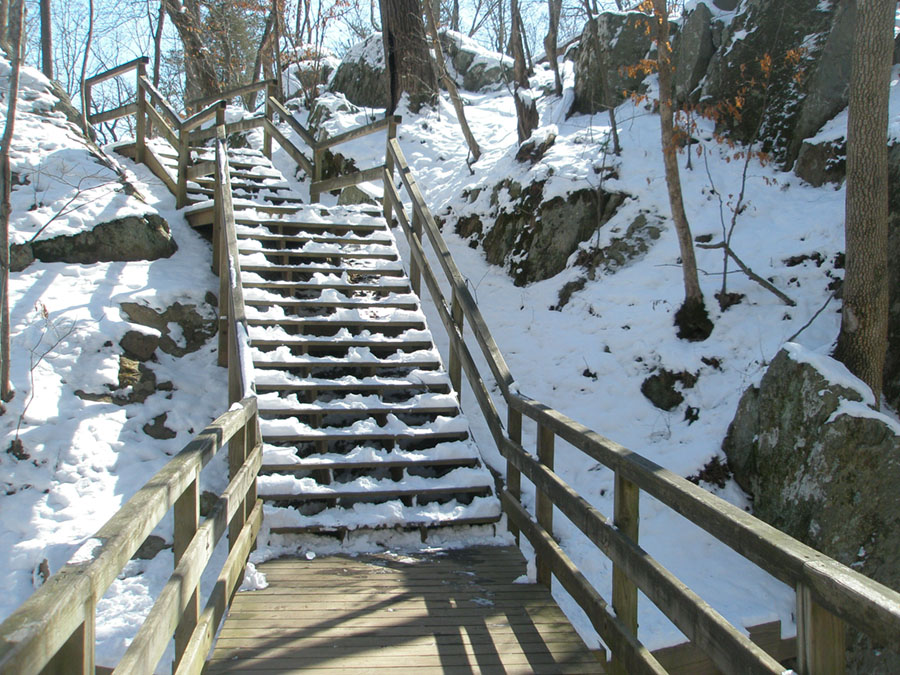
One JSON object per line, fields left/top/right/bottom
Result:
{"left": 376, "top": 138, "right": 900, "bottom": 674}
{"left": 0, "top": 77, "right": 262, "bottom": 675}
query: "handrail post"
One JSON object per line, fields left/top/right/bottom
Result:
{"left": 263, "top": 81, "right": 276, "bottom": 159}
{"left": 797, "top": 583, "right": 846, "bottom": 674}
{"left": 173, "top": 476, "right": 199, "bottom": 669}
{"left": 507, "top": 407, "right": 522, "bottom": 545}
{"left": 384, "top": 116, "right": 397, "bottom": 224}
{"left": 409, "top": 209, "right": 423, "bottom": 296}
{"left": 135, "top": 59, "right": 147, "bottom": 163}
{"left": 449, "top": 290, "right": 463, "bottom": 394}
{"left": 43, "top": 605, "right": 95, "bottom": 674}
{"left": 535, "top": 423, "right": 555, "bottom": 588}
{"left": 311, "top": 146, "right": 324, "bottom": 203}
{"left": 215, "top": 108, "right": 228, "bottom": 368}
{"left": 175, "top": 123, "right": 189, "bottom": 209}
{"left": 610, "top": 471, "right": 640, "bottom": 675}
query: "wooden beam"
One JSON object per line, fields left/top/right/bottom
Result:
{"left": 85, "top": 56, "right": 149, "bottom": 87}
{"left": 144, "top": 103, "right": 179, "bottom": 148}
{"left": 797, "top": 583, "right": 845, "bottom": 674}
{"left": 317, "top": 115, "right": 401, "bottom": 151}
{"left": 263, "top": 118, "right": 314, "bottom": 176}
{"left": 188, "top": 79, "right": 273, "bottom": 110}
{"left": 310, "top": 165, "right": 384, "bottom": 195}
{"left": 138, "top": 76, "right": 182, "bottom": 130}
{"left": 266, "top": 96, "right": 317, "bottom": 149}
{"left": 88, "top": 102, "right": 136, "bottom": 125}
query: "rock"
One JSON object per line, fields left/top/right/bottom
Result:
{"left": 640, "top": 369, "right": 697, "bottom": 411}
{"left": 29, "top": 213, "right": 177, "bottom": 266}
{"left": 117, "top": 356, "right": 158, "bottom": 403}
{"left": 439, "top": 30, "right": 513, "bottom": 92}
{"left": 337, "top": 185, "right": 378, "bottom": 206}
{"left": 885, "top": 161, "right": 900, "bottom": 410}
{"left": 143, "top": 413, "right": 177, "bottom": 440}
{"left": 700, "top": 0, "right": 853, "bottom": 168}
{"left": 328, "top": 33, "right": 388, "bottom": 108}
{"left": 43, "top": 78, "right": 95, "bottom": 141}
{"left": 515, "top": 131, "right": 556, "bottom": 164}
{"left": 119, "top": 330, "right": 160, "bottom": 361}
{"left": 200, "top": 491, "right": 219, "bottom": 518}
{"left": 794, "top": 138, "right": 846, "bottom": 186}
{"left": 723, "top": 346, "right": 900, "bottom": 671}
{"left": 455, "top": 179, "right": 626, "bottom": 285}
{"left": 133, "top": 535, "right": 169, "bottom": 560}
{"left": 574, "top": 212, "right": 663, "bottom": 279}
{"left": 119, "top": 301, "right": 217, "bottom": 357}
{"left": 10, "top": 241, "right": 34, "bottom": 272}
{"left": 573, "top": 12, "right": 660, "bottom": 115}
{"left": 672, "top": 2, "right": 714, "bottom": 104}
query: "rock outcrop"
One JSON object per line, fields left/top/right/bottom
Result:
{"left": 328, "top": 33, "right": 387, "bottom": 109}
{"left": 723, "top": 344, "right": 900, "bottom": 672}
{"left": 439, "top": 30, "right": 513, "bottom": 92}
{"left": 12, "top": 213, "right": 177, "bottom": 271}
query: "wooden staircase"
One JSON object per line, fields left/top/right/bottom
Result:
{"left": 154, "top": 138, "right": 502, "bottom": 538}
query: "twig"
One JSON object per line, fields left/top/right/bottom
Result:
{"left": 787, "top": 290, "right": 837, "bottom": 343}
{"left": 698, "top": 241, "right": 795, "bottom": 306}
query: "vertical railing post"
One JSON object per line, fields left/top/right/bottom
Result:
{"left": 609, "top": 471, "right": 640, "bottom": 675}
{"left": 215, "top": 110, "right": 229, "bottom": 368}
{"left": 310, "top": 145, "right": 324, "bottom": 203}
{"left": 535, "top": 423, "right": 555, "bottom": 588}
{"left": 135, "top": 58, "right": 147, "bottom": 164}
{"left": 175, "top": 125, "right": 189, "bottom": 209}
{"left": 409, "top": 209, "right": 423, "bottom": 296}
{"left": 797, "top": 584, "right": 846, "bottom": 674}
{"left": 43, "top": 605, "right": 95, "bottom": 674}
{"left": 263, "top": 80, "right": 275, "bottom": 159}
{"left": 448, "top": 290, "right": 463, "bottom": 394}
{"left": 384, "top": 116, "right": 397, "bottom": 225}
{"left": 173, "top": 477, "right": 199, "bottom": 670}
{"left": 506, "top": 406, "right": 522, "bottom": 545}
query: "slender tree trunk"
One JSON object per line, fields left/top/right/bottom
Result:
{"left": 164, "top": 0, "right": 221, "bottom": 108}
{"left": 153, "top": 1, "right": 165, "bottom": 88}
{"left": 248, "top": 7, "right": 277, "bottom": 108}
{"left": 451, "top": 0, "right": 459, "bottom": 32}
{"left": 510, "top": 0, "right": 537, "bottom": 143}
{"left": 0, "top": 0, "right": 9, "bottom": 53}
{"left": 544, "top": 0, "right": 562, "bottom": 96}
{"left": 652, "top": 0, "right": 711, "bottom": 340}
{"left": 0, "top": 0, "right": 25, "bottom": 404}
{"left": 379, "top": 0, "right": 437, "bottom": 113}
{"left": 273, "top": 0, "right": 283, "bottom": 100}
{"left": 40, "top": 0, "right": 53, "bottom": 80}
{"left": 79, "top": 0, "right": 94, "bottom": 133}
{"left": 424, "top": 0, "right": 480, "bottom": 161}
{"left": 834, "top": 0, "right": 894, "bottom": 405}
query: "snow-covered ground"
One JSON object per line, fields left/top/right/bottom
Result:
{"left": 0, "top": 33, "right": 886, "bottom": 667}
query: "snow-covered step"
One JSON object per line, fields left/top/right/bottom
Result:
{"left": 245, "top": 297, "right": 419, "bottom": 312}
{"left": 258, "top": 393, "right": 459, "bottom": 419}
{"left": 236, "top": 231, "right": 394, "bottom": 246}
{"left": 260, "top": 440, "right": 477, "bottom": 471}
{"left": 236, "top": 218, "right": 388, "bottom": 234}
{"left": 238, "top": 245, "right": 398, "bottom": 261}
{"left": 240, "top": 262, "right": 406, "bottom": 277}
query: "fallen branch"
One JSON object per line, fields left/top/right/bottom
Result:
{"left": 698, "top": 240, "right": 796, "bottom": 306}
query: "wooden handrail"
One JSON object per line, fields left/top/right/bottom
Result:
{"left": 188, "top": 79, "right": 274, "bottom": 111}
{"left": 316, "top": 115, "right": 401, "bottom": 151}
{"left": 138, "top": 75, "right": 182, "bottom": 130}
{"left": 0, "top": 399, "right": 260, "bottom": 674}
{"left": 181, "top": 100, "right": 226, "bottom": 134}
{"left": 85, "top": 56, "right": 149, "bottom": 87}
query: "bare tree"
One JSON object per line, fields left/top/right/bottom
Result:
{"left": 834, "top": 0, "right": 895, "bottom": 405}
{"left": 651, "top": 0, "right": 711, "bottom": 340}
{"left": 544, "top": 0, "right": 562, "bottom": 95}
{"left": 509, "top": 0, "right": 536, "bottom": 143}
{"left": 379, "top": 0, "right": 437, "bottom": 113}
{"left": 164, "top": 0, "right": 222, "bottom": 105}
{"left": 0, "top": 0, "right": 25, "bottom": 404}
{"left": 40, "top": 0, "right": 53, "bottom": 79}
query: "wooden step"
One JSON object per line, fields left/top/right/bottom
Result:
{"left": 261, "top": 455, "right": 478, "bottom": 472}
{"left": 247, "top": 317, "right": 425, "bottom": 330}
{"left": 261, "top": 428, "right": 468, "bottom": 444}
{"left": 249, "top": 335, "right": 431, "bottom": 349}
{"left": 239, "top": 247, "right": 398, "bottom": 261}
{"left": 266, "top": 513, "right": 502, "bottom": 535}
{"left": 244, "top": 298, "right": 418, "bottom": 311}
{"left": 240, "top": 263, "right": 405, "bottom": 277}
{"left": 259, "top": 484, "right": 491, "bottom": 503}
{"left": 236, "top": 218, "right": 387, "bottom": 234}
{"left": 259, "top": 403, "right": 459, "bottom": 419}
{"left": 254, "top": 380, "right": 451, "bottom": 395}
{"left": 237, "top": 232, "right": 393, "bottom": 246}
{"left": 251, "top": 358, "right": 441, "bottom": 372}
{"left": 242, "top": 280, "right": 410, "bottom": 293}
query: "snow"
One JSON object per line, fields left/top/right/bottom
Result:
{"left": 1, "top": 22, "right": 886, "bottom": 669}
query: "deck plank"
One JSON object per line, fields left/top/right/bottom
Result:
{"left": 206, "top": 545, "right": 601, "bottom": 674}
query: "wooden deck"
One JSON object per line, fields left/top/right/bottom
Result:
{"left": 206, "top": 545, "right": 601, "bottom": 674}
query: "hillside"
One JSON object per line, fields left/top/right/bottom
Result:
{"left": 2, "top": 10, "right": 899, "bottom": 668}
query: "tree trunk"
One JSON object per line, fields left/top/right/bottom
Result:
{"left": 652, "top": 0, "right": 710, "bottom": 341}
{"left": 544, "top": 0, "right": 561, "bottom": 96}
{"left": 79, "top": 0, "right": 94, "bottom": 133}
{"left": 40, "top": 0, "right": 52, "bottom": 80}
{"left": 834, "top": 0, "right": 894, "bottom": 405}
{"left": 451, "top": 0, "right": 459, "bottom": 32}
{"left": 510, "top": 0, "right": 536, "bottom": 143}
{"left": 424, "top": 0, "right": 480, "bottom": 161}
{"left": 164, "top": 0, "right": 221, "bottom": 108}
{"left": 0, "top": 0, "right": 9, "bottom": 53}
{"left": 153, "top": 1, "right": 165, "bottom": 88}
{"left": 0, "top": 0, "right": 24, "bottom": 404}
{"left": 379, "top": 0, "right": 437, "bottom": 113}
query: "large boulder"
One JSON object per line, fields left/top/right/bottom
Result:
{"left": 16, "top": 213, "right": 176, "bottom": 268}
{"left": 572, "top": 12, "right": 659, "bottom": 115}
{"left": 453, "top": 178, "right": 625, "bottom": 285}
{"left": 723, "top": 344, "right": 900, "bottom": 672}
{"left": 328, "top": 33, "right": 387, "bottom": 109}
{"left": 885, "top": 144, "right": 900, "bottom": 411}
{"left": 700, "top": 0, "right": 854, "bottom": 168}
{"left": 439, "top": 30, "right": 513, "bottom": 92}
{"left": 672, "top": 2, "right": 715, "bottom": 104}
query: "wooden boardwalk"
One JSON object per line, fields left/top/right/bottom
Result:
{"left": 206, "top": 546, "right": 601, "bottom": 674}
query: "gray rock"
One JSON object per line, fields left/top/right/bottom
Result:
{"left": 794, "top": 138, "right": 846, "bottom": 187}
{"left": 120, "top": 330, "right": 160, "bottom": 362}
{"left": 337, "top": 185, "right": 378, "bottom": 206}
{"left": 120, "top": 301, "right": 217, "bottom": 357}
{"left": 440, "top": 30, "right": 513, "bottom": 92}
{"left": 723, "top": 348, "right": 900, "bottom": 671}
{"left": 143, "top": 413, "right": 177, "bottom": 440}
{"left": 133, "top": 535, "right": 169, "bottom": 560}
{"left": 10, "top": 241, "right": 34, "bottom": 272}
{"left": 574, "top": 212, "right": 663, "bottom": 279}
{"left": 328, "top": 33, "right": 388, "bottom": 109}
{"left": 29, "top": 213, "right": 176, "bottom": 266}
{"left": 885, "top": 160, "right": 900, "bottom": 410}
{"left": 573, "top": 13, "right": 659, "bottom": 115}
{"left": 641, "top": 369, "right": 697, "bottom": 411}
{"left": 672, "top": 2, "right": 715, "bottom": 104}
{"left": 700, "top": 0, "right": 851, "bottom": 168}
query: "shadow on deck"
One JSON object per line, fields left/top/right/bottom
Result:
{"left": 206, "top": 545, "right": 601, "bottom": 674}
